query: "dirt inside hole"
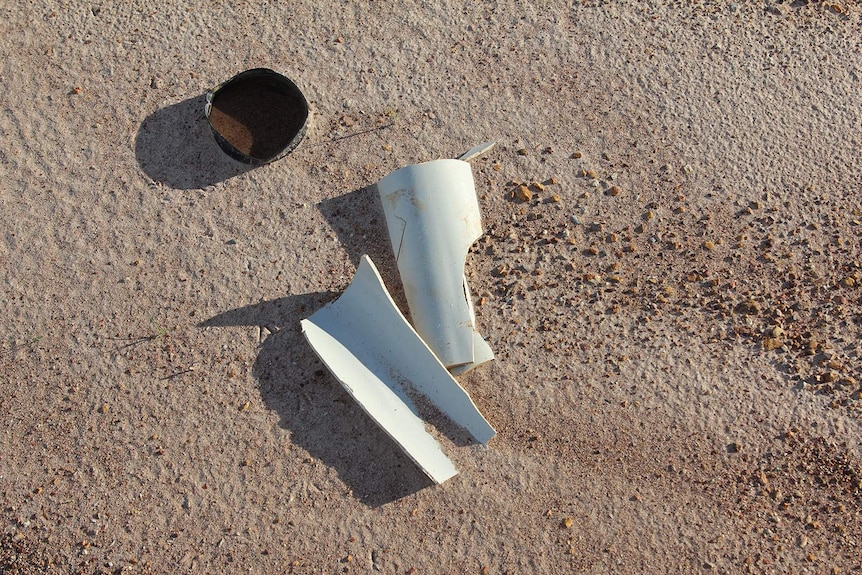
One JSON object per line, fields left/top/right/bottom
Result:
{"left": 208, "top": 76, "right": 306, "bottom": 160}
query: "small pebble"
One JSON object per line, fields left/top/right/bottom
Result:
{"left": 608, "top": 185, "right": 620, "bottom": 197}
{"left": 763, "top": 338, "right": 782, "bottom": 351}
{"left": 515, "top": 185, "right": 533, "bottom": 202}
{"left": 737, "top": 300, "right": 760, "bottom": 314}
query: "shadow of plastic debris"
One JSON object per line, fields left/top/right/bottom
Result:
{"left": 135, "top": 95, "right": 252, "bottom": 190}
{"left": 200, "top": 292, "right": 435, "bottom": 506}
{"left": 317, "top": 184, "right": 406, "bottom": 310}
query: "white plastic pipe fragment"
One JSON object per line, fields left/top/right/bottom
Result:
{"left": 457, "top": 141, "right": 496, "bottom": 162}
{"left": 377, "top": 158, "right": 494, "bottom": 373}
{"left": 300, "top": 255, "right": 495, "bottom": 484}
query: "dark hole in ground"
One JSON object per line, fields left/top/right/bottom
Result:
{"left": 208, "top": 75, "right": 306, "bottom": 161}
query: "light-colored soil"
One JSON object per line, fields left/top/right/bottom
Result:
{"left": 2, "top": 1, "right": 861, "bottom": 573}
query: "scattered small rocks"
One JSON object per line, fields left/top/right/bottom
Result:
{"left": 507, "top": 175, "right": 562, "bottom": 204}
{"left": 487, "top": 144, "right": 862, "bottom": 419}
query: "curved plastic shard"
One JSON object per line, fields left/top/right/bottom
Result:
{"left": 377, "top": 159, "right": 494, "bottom": 371}
{"left": 300, "top": 256, "right": 495, "bottom": 484}
{"left": 457, "top": 141, "right": 496, "bottom": 162}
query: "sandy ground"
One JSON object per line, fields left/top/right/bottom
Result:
{"left": 2, "top": 1, "right": 862, "bottom": 573}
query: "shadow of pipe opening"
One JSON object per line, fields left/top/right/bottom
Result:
{"left": 135, "top": 95, "right": 252, "bottom": 190}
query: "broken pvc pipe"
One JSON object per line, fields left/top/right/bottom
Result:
{"left": 300, "top": 255, "right": 495, "bottom": 484}
{"left": 377, "top": 157, "right": 493, "bottom": 372}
